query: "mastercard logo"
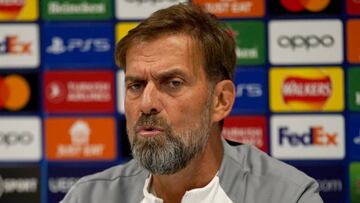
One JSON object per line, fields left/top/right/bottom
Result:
{"left": 280, "top": 0, "right": 331, "bottom": 12}
{"left": 0, "top": 74, "right": 30, "bottom": 111}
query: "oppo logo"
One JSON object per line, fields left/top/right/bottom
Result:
{"left": 0, "top": 131, "right": 33, "bottom": 146}
{"left": 277, "top": 35, "right": 334, "bottom": 50}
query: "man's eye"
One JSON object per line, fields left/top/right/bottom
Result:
{"left": 168, "top": 80, "right": 183, "bottom": 89}
{"left": 128, "top": 83, "right": 143, "bottom": 91}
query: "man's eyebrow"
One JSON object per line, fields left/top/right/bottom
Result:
{"left": 125, "top": 76, "right": 143, "bottom": 83}
{"left": 154, "top": 68, "right": 188, "bottom": 80}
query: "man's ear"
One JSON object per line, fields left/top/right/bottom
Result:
{"left": 211, "top": 80, "right": 235, "bottom": 123}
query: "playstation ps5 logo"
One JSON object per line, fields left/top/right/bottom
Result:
{"left": 46, "top": 37, "right": 111, "bottom": 55}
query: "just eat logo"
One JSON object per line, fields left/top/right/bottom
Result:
{"left": 0, "top": 35, "right": 31, "bottom": 55}
{"left": 279, "top": 126, "right": 337, "bottom": 146}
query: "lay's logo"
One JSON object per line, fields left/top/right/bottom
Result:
{"left": 0, "top": 0, "right": 38, "bottom": 20}
{"left": 270, "top": 67, "right": 343, "bottom": 112}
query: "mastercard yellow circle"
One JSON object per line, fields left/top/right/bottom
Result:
{"left": 4, "top": 74, "right": 30, "bottom": 111}
{"left": 301, "top": 0, "right": 331, "bottom": 12}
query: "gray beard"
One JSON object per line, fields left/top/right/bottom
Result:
{"left": 128, "top": 96, "right": 212, "bottom": 175}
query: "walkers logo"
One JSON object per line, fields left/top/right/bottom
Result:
{"left": 0, "top": 166, "right": 40, "bottom": 203}
{"left": 270, "top": 0, "right": 340, "bottom": 16}
{"left": 350, "top": 162, "right": 360, "bottom": 203}
{"left": 45, "top": 117, "right": 116, "bottom": 160}
{"left": 348, "top": 68, "right": 360, "bottom": 111}
{"left": 222, "top": 116, "right": 268, "bottom": 152}
{"left": 42, "top": 23, "right": 114, "bottom": 68}
{"left": 0, "top": 72, "right": 38, "bottom": 112}
{"left": 47, "top": 164, "right": 109, "bottom": 202}
{"left": 0, "top": 24, "right": 39, "bottom": 68}
{"left": 0, "top": 117, "right": 41, "bottom": 161}
{"left": 232, "top": 68, "right": 266, "bottom": 113}
{"left": 222, "top": 21, "right": 265, "bottom": 65}
{"left": 271, "top": 115, "right": 345, "bottom": 159}
{"left": 44, "top": 71, "right": 115, "bottom": 113}
{"left": 269, "top": 20, "right": 343, "bottom": 65}
{"left": 116, "top": 22, "right": 139, "bottom": 43}
{"left": 270, "top": 67, "right": 344, "bottom": 112}
{"left": 296, "top": 165, "right": 344, "bottom": 203}
{"left": 347, "top": 0, "right": 360, "bottom": 15}
{"left": 348, "top": 115, "right": 360, "bottom": 160}
{"left": 0, "top": 0, "right": 38, "bottom": 20}
{"left": 347, "top": 20, "right": 360, "bottom": 63}
{"left": 42, "top": 0, "right": 111, "bottom": 20}
{"left": 115, "top": 0, "right": 186, "bottom": 20}
{"left": 193, "top": 0, "right": 264, "bottom": 18}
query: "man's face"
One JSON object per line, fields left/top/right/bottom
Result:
{"left": 124, "top": 34, "right": 214, "bottom": 175}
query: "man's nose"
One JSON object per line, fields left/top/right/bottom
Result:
{"left": 140, "top": 82, "right": 161, "bottom": 115}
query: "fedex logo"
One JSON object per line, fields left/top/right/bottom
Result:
{"left": 279, "top": 126, "right": 337, "bottom": 146}
{"left": 46, "top": 37, "right": 110, "bottom": 55}
{"left": 271, "top": 115, "right": 344, "bottom": 159}
{"left": 0, "top": 35, "right": 31, "bottom": 55}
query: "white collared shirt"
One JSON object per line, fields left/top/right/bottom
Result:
{"left": 141, "top": 175, "right": 234, "bottom": 203}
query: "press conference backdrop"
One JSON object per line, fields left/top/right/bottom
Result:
{"left": 0, "top": 0, "right": 359, "bottom": 202}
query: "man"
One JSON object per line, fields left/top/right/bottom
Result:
{"left": 61, "top": 4, "right": 323, "bottom": 203}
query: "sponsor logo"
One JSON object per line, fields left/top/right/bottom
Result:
{"left": 116, "top": 22, "right": 139, "bottom": 43}
{"left": 0, "top": 117, "right": 41, "bottom": 160}
{"left": 44, "top": 71, "right": 114, "bottom": 113}
{"left": 117, "top": 70, "right": 125, "bottom": 114}
{"left": 0, "top": 24, "right": 39, "bottom": 68}
{"left": 347, "top": 20, "right": 360, "bottom": 63}
{"left": 350, "top": 163, "right": 360, "bottom": 202}
{"left": 0, "top": 72, "right": 38, "bottom": 112}
{"left": 222, "top": 21, "right": 265, "bottom": 65}
{"left": 0, "top": 166, "right": 40, "bottom": 202}
{"left": 232, "top": 69, "right": 267, "bottom": 113}
{"left": 0, "top": 74, "right": 30, "bottom": 111}
{"left": 271, "top": 115, "right": 345, "bottom": 159}
{"left": 279, "top": 126, "right": 337, "bottom": 146}
{"left": 115, "top": 0, "right": 186, "bottom": 20}
{"left": 296, "top": 165, "right": 344, "bottom": 202}
{"left": 48, "top": 177, "right": 79, "bottom": 193}
{"left": 193, "top": 0, "right": 264, "bottom": 18}
{"left": 47, "top": 165, "right": 109, "bottom": 202}
{"left": 222, "top": 116, "right": 267, "bottom": 152}
{"left": 42, "top": 23, "right": 114, "bottom": 68}
{"left": 347, "top": 0, "right": 360, "bottom": 15}
{"left": 46, "top": 37, "right": 111, "bottom": 55}
{"left": 277, "top": 35, "right": 334, "bottom": 50}
{"left": 42, "top": 0, "right": 111, "bottom": 20}
{"left": 348, "top": 115, "right": 360, "bottom": 160}
{"left": 270, "top": 67, "right": 344, "bottom": 112}
{"left": 270, "top": 0, "right": 340, "bottom": 15}
{"left": 269, "top": 20, "right": 343, "bottom": 65}
{"left": 0, "top": 0, "right": 38, "bottom": 20}
{"left": 45, "top": 117, "right": 116, "bottom": 160}
{"left": 279, "top": 0, "right": 330, "bottom": 12}
{"left": 348, "top": 68, "right": 360, "bottom": 111}
{"left": 0, "top": 131, "right": 33, "bottom": 147}
{"left": 0, "top": 35, "right": 31, "bottom": 54}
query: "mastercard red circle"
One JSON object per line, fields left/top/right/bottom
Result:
{"left": 280, "top": 0, "right": 330, "bottom": 12}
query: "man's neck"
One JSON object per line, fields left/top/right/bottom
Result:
{"left": 151, "top": 134, "right": 224, "bottom": 203}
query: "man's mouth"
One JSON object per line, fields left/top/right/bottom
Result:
{"left": 137, "top": 126, "right": 164, "bottom": 137}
